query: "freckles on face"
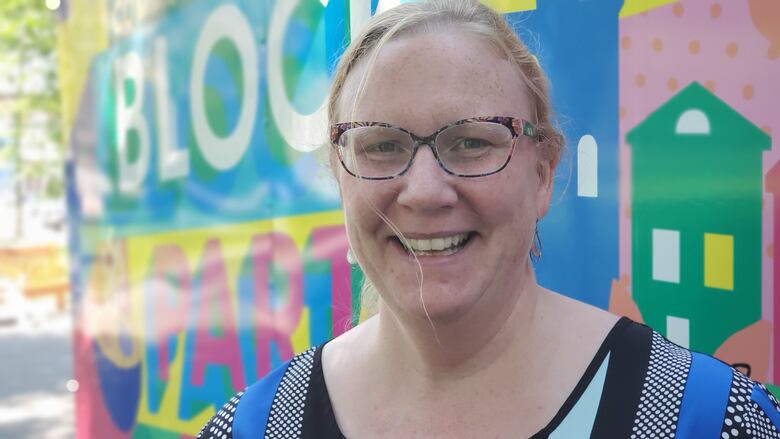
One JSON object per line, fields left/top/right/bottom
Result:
{"left": 336, "top": 31, "right": 530, "bottom": 131}
{"left": 333, "top": 29, "right": 545, "bottom": 318}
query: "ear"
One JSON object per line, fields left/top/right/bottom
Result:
{"left": 535, "top": 158, "right": 554, "bottom": 219}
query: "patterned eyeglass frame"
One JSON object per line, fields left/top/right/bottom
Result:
{"left": 330, "top": 116, "right": 540, "bottom": 180}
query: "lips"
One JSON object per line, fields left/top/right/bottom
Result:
{"left": 393, "top": 232, "right": 474, "bottom": 256}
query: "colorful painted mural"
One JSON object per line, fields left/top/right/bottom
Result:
{"left": 629, "top": 82, "right": 769, "bottom": 354}
{"left": 58, "top": 0, "right": 780, "bottom": 436}
{"left": 619, "top": 0, "right": 780, "bottom": 387}
{"left": 63, "top": 1, "right": 362, "bottom": 436}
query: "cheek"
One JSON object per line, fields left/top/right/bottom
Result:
{"left": 493, "top": 166, "right": 538, "bottom": 212}
{"left": 340, "top": 182, "right": 389, "bottom": 241}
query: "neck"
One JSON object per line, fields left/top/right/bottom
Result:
{"left": 375, "top": 263, "right": 545, "bottom": 385}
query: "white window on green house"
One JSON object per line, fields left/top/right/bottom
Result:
{"left": 704, "top": 233, "right": 734, "bottom": 291}
{"left": 652, "top": 228, "right": 680, "bottom": 283}
{"left": 666, "top": 315, "right": 690, "bottom": 348}
{"left": 675, "top": 109, "right": 711, "bottom": 135}
{"left": 576, "top": 134, "right": 598, "bottom": 198}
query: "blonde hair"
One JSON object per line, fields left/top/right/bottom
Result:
{"left": 329, "top": 0, "right": 565, "bottom": 319}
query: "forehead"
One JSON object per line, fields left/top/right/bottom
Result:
{"left": 337, "top": 29, "right": 532, "bottom": 133}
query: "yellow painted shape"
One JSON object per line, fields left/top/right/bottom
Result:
{"left": 291, "top": 308, "right": 311, "bottom": 354}
{"left": 56, "top": 0, "right": 109, "bottom": 144}
{"left": 704, "top": 233, "right": 734, "bottom": 291}
{"left": 85, "top": 240, "right": 143, "bottom": 368}
{"left": 479, "top": 0, "right": 536, "bottom": 13}
{"left": 619, "top": 0, "right": 677, "bottom": 18}
{"left": 130, "top": 210, "right": 345, "bottom": 432}
{"left": 137, "top": 332, "right": 214, "bottom": 433}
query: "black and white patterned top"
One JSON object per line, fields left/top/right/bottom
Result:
{"left": 197, "top": 318, "right": 780, "bottom": 438}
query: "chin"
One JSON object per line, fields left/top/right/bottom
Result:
{"left": 391, "top": 283, "right": 481, "bottom": 324}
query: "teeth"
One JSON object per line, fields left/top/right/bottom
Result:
{"left": 403, "top": 233, "right": 470, "bottom": 254}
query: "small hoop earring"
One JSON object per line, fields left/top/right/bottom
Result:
{"left": 346, "top": 248, "right": 357, "bottom": 265}
{"left": 530, "top": 222, "right": 542, "bottom": 262}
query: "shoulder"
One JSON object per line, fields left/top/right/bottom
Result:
{"left": 631, "top": 323, "right": 780, "bottom": 438}
{"left": 196, "top": 346, "right": 319, "bottom": 439}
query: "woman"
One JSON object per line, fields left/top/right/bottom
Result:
{"left": 199, "top": 1, "right": 780, "bottom": 437}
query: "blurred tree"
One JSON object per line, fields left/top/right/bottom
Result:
{"left": 0, "top": 0, "right": 62, "bottom": 239}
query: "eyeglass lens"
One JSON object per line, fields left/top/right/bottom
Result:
{"left": 339, "top": 122, "right": 514, "bottom": 178}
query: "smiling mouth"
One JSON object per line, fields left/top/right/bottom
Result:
{"left": 393, "top": 232, "right": 474, "bottom": 256}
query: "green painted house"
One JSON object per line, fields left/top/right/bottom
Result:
{"left": 627, "top": 82, "right": 771, "bottom": 354}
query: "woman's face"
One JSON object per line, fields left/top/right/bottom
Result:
{"left": 334, "top": 30, "right": 552, "bottom": 322}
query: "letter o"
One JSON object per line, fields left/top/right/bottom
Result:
{"left": 268, "top": 1, "right": 325, "bottom": 152}
{"left": 190, "top": 5, "right": 258, "bottom": 170}
{"left": 267, "top": 0, "right": 373, "bottom": 152}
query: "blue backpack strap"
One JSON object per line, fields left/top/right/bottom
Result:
{"left": 751, "top": 383, "right": 780, "bottom": 428}
{"left": 675, "top": 350, "right": 780, "bottom": 439}
{"left": 625, "top": 329, "right": 780, "bottom": 439}
{"left": 718, "top": 370, "right": 780, "bottom": 438}
{"left": 262, "top": 347, "right": 318, "bottom": 438}
{"left": 675, "top": 352, "right": 733, "bottom": 438}
{"left": 723, "top": 376, "right": 780, "bottom": 438}
{"left": 232, "top": 360, "right": 294, "bottom": 439}
{"left": 195, "top": 359, "right": 292, "bottom": 439}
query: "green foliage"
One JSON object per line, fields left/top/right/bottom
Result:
{"left": 0, "top": 0, "right": 63, "bottom": 238}
{"left": 0, "top": 0, "right": 58, "bottom": 56}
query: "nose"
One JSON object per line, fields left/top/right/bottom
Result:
{"left": 396, "top": 145, "right": 458, "bottom": 210}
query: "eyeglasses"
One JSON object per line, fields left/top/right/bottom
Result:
{"left": 331, "top": 116, "right": 539, "bottom": 180}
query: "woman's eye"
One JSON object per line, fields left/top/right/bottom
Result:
{"left": 460, "top": 138, "right": 490, "bottom": 150}
{"left": 367, "top": 142, "right": 398, "bottom": 153}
